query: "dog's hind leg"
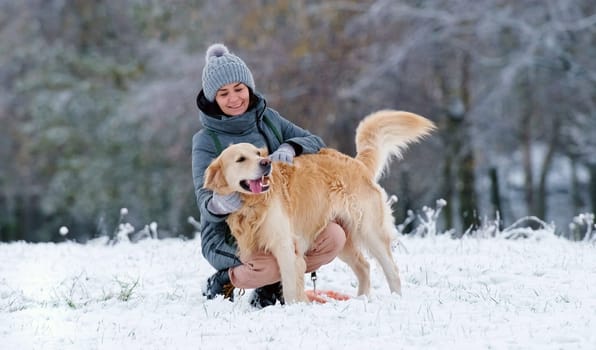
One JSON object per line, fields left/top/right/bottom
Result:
{"left": 363, "top": 220, "right": 402, "bottom": 295}
{"left": 338, "top": 236, "right": 371, "bottom": 296}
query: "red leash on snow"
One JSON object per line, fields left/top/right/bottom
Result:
{"left": 306, "top": 271, "right": 351, "bottom": 303}
{"left": 306, "top": 289, "right": 351, "bottom": 303}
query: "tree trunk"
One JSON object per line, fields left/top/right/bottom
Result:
{"left": 590, "top": 164, "right": 596, "bottom": 215}
{"left": 435, "top": 51, "right": 479, "bottom": 233}
{"left": 458, "top": 152, "right": 479, "bottom": 231}
{"left": 397, "top": 167, "right": 414, "bottom": 232}
{"left": 489, "top": 167, "right": 503, "bottom": 228}
{"left": 442, "top": 154, "right": 454, "bottom": 231}
{"left": 456, "top": 52, "right": 479, "bottom": 232}
{"left": 519, "top": 73, "right": 534, "bottom": 217}
{"left": 536, "top": 118, "right": 560, "bottom": 220}
{"left": 0, "top": 194, "right": 17, "bottom": 241}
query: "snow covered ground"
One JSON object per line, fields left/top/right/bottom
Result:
{"left": 1, "top": 232, "right": 595, "bottom": 349}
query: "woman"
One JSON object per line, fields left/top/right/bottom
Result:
{"left": 192, "top": 43, "right": 346, "bottom": 308}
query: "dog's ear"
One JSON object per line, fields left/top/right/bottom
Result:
{"left": 203, "top": 159, "right": 229, "bottom": 192}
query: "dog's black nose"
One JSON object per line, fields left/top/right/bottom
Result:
{"left": 260, "top": 158, "right": 272, "bottom": 173}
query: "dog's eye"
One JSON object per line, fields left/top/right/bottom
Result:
{"left": 236, "top": 156, "right": 246, "bottom": 163}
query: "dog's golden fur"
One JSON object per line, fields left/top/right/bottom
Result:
{"left": 204, "top": 110, "right": 435, "bottom": 303}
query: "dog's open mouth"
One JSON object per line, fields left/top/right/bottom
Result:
{"left": 240, "top": 174, "right": 271, "bottom": 194}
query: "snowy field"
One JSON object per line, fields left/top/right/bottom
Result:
{"left": 1, "top": 232, "right": 595, "bottom": 350}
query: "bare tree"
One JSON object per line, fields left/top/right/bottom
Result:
{"left": 333, "top": 0, "right": 596, "bottom": 231}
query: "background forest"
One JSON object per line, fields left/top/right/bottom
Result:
{"left": 1, "top": 0, "right": 595, "bottom": 242}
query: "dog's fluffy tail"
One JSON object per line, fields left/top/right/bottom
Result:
{"left": 355, "top": 110, "right": 436, "bottom": 181}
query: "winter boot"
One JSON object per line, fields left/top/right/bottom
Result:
{"left": 203, "top": 269, "right": 235, "bottom": 301}
{"left": 249, "top": 282, "right": 284, "bottom": 309}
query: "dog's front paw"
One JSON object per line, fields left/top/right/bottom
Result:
{"left": 282, "top": 290, "right": 309, "bottom": 304}
{"left": 295, "top": 290, "right": 309, "bottom": 303}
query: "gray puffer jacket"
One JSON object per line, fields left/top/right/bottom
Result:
{"left": 192, "top": 90, "right": 325, "bottom": 271}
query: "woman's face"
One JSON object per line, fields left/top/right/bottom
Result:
{"left": 215, "top": 82, "right": 250, "bottom": 116}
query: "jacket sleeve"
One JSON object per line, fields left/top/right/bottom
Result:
{"left": 199, "top": 220, "right": 242, "bottom": 271}
{"left": 192, "top": 131, "right": 241, "bottom": 270}
{"left": 192, "top": 131, "right": 226, "bottom": 224}
{"left": 266, "top": 108, "right": 326, "bottom": 156}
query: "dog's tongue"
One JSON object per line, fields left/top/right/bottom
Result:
{"left": 248, "top": 179, "right": 263, "bottom": 193}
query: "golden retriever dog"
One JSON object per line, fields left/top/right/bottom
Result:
{"left": 203, "top": 110, "right": 435, "bottom": 303}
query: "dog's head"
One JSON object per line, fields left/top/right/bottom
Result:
{"left": 204, "top": 143, "right": 272, "bottom": 195}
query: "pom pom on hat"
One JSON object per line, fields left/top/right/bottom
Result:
{"left": 205, "top": 43, "right": 229, "bottom": 61}
{"left": 201, "top": 43, "right": 255, "bottom": 102}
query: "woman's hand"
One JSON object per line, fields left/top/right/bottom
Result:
{"left": 207, "top": 192, "right": 242, "bottom": 215}
{"left": 269, "top": 143, "right": 295, "bottom": 163}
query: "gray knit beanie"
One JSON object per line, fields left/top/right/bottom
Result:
{"left": 201, "top": 43, "right": 255, "bottom": 102}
